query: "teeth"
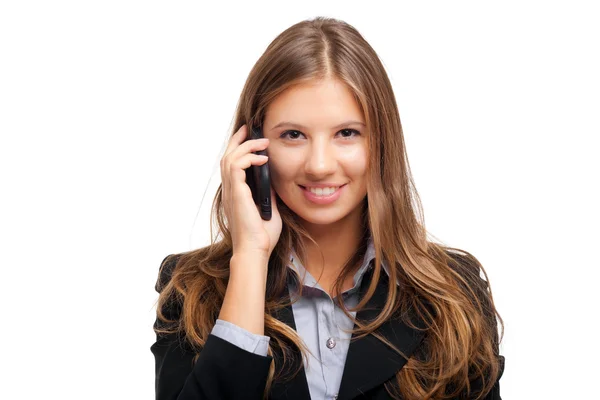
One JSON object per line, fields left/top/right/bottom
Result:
{"left": 308, "top": 186, "right": 339, "bottom": 196}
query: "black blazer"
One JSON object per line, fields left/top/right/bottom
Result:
{"left": 151, "top": 255, "right": 504, "bottom": 399}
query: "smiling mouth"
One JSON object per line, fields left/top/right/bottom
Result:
{"left": 298, "top": 184, "right": 346, "bottom": 196}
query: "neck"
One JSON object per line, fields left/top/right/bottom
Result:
{"left": 297, "top": 203, "right": 367, "bottom": 293}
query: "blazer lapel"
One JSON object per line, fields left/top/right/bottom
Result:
{"left": 337, "top": 267, "right": 427, "bottom": 400}
{"left": 268, "top": 265, "right": 427, "bottom": 400}
{"left": 268, "top": 279, "right": 311, "bottom": 400}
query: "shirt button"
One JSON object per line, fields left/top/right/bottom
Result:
{"left": 326, "top": 337, "right": 336, "bottom": 349}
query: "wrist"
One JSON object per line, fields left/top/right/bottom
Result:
{"left": 231, "top": 251, "right": 270, "bottom": 268}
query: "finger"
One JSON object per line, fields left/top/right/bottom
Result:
{"left": 228, "top": 155, "right": 268, "bottom": 195}
{"left": 230, "top": 153, "right": 269, "bottom": 181}
{"left": 231, "top": 137, "right": 270, "bottom": 159}
{"left": 270, "top": 185, "right": 278, "bottom": 211}
{"left": 221, "top": 137, "right": 269, "bottom": 181}
{"left": 223, "top": 125, "right": 249, "bottom": 158}
{"left": 222, "top": 151, "right": 268, "bottom": 195}
{"left": 221, "top": 126, "right": 248, "bottom": 181}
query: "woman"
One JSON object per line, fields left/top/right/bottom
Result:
{"left": 151, "top": 17, "right": 504, "bottom": 400}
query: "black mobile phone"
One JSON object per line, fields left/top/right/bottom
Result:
{"left": 245, "top": 126, "right": 272, "bottom": 220}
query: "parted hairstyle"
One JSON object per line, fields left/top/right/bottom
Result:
{"left": 155, "top": 16, "right": 503, "bottom": 399}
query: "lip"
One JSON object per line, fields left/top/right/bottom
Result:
{"left": 299, "top": 184, "right": 347, "bottom": 205}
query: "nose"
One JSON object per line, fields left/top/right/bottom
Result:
{"left": 304, "top": 136, "right": 337, "bottom": 178}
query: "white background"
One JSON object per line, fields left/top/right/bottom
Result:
{"left": 1, "top": 1, "right": 598, "bottom": 399}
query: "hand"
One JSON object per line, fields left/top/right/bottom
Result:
{"left": 220, "top": 124, "right": 283, "bottom": 260}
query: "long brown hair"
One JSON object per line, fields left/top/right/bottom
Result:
{"left": 155, "top": 17, "right": 503, "bottom": 399}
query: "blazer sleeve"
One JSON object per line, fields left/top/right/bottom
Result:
{"left": 482, "top": 355, "right": 504, "bottom": 400}
{"left": 150, "top": 254, "right": 274, "bottom": 400}
{"left": 475, "top": 272, "right": 505, "bottom": 400}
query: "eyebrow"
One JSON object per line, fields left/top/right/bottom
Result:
{"left": 270, "top": 120, "right": 366, "bottom": 131}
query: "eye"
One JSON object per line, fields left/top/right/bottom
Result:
{"left": 338, "top": 129, "right": 360, "bottom": 139}
{"left": 280, "top": 129, "right": 361, "bottom": 140}
{"left": 280, "top": 130, "right": 304, "bottom": 140}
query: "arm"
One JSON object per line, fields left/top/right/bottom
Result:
{"left": 151, "top": 254, "right": 273, "bottom": 400}
{"left": 482, "top": 355, "right": 504, "bottom": 400}
{"left": 474, "top": 272, "right": 504, "bottom": 400}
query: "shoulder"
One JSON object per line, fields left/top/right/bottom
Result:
{"left": 445, "top": 248, "right": 490, "bottom": 291}
{"left": 443, "top": 248, "right": 498, "bottom": 321}
{"left": 155, "top": 253, "right": 184, "bottom": 293}
{"left": 443, "top": 248, "right": 502, "bottom": 346}
{"left": 444, "top": 249, "right": 504, "bottom": 395}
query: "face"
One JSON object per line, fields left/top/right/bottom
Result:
{"left": 262, "top": 78, "right": 369, "bottom": 228}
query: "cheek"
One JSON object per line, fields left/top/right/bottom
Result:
{"left": 340, "top": 147, "right": 369, "bottom": 177}
{"left": 267, "top": 151, "right": 301, "bottom": 185}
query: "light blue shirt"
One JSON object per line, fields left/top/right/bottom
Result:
{"left": 211, "top": 235, "right": 392, "bottom": 400}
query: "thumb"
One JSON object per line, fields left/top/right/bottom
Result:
{"left": 270, "top": 185, "right": 279, "bottom": 212}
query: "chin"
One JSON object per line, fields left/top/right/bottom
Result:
{"left": 294, "top": 207, "right": 352, "bottom": 226}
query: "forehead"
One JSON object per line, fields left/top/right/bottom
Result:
{"left": 264, "top": 78, "right": 364, "bottom": 124}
